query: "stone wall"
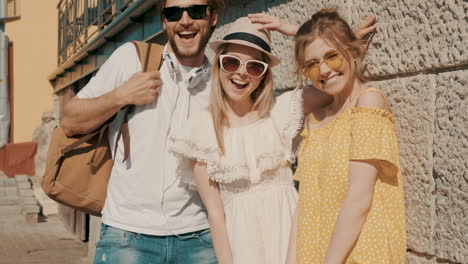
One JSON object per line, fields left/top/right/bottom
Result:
{"left": 213, "top": 0, "right": 467, "bottom": 263}
{"left": 32, "top": 95, "right": 60, "bottom": 216}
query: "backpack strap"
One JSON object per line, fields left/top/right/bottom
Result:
{"left": 114, "top": 106, "right": 132, "bottom": 162}
{"left": 131, "top": 41, "right": 164, "bottom": 72}
{"left": 112, "top": 42, "right": 165, "bottom": 162}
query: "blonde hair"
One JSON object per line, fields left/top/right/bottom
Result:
{"left": 209, "top": 44, "right": 274, "bottom": 154}
{"left": 294, "top": 8, "right": 366, "bottom": 87}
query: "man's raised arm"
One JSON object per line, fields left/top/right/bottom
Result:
{"left": 61, "top": 71, "right": 160, "bottom": 136}
{"left": 60, "top": 43, "right": 161, "bottom": 137}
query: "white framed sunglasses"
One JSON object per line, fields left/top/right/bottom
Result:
{"left": 219, "top": 54, "right": 269, "bottom": 78}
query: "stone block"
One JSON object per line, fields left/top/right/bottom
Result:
{"left": 372, "top": 75, "right": 436, "bottom": 254}
{"left": 349, "top": 0, "right": 467, "bottom": 77}
{"left": 17, "top": 181, "right": 31, "bottom": 189}
{"left": 432, "top": 70, "right": 468, "bottom": 263}
{"left": 0, "top": 214, "right": 26, "bottom": 224}
{"left": 3, "top": 178, "right": 17, "bottom": 187}
{"left": 14, "top": 175, "right": 29, "bottom": 182}
{"left": 19, "top": 189, "right": 34, "bottom": 197}
{"left": 22, "top": 196, "right": 39, "bottom": 205}
{"left": 4, "top": 186, "right": 18, "bottom": 196}
{"left": 407, "top": 252, "right": 435, "bottom": 264}
{"left": 0, "top": 196, "right": 20, "bottom": 205}
{"left": 41, "top": 203, "right": 59, "bottom": 216}
{"left": 22, "top": 205, "right": 40, "bottom": 214}
{"left": 0, "top": 205, "right": 22, "bottom": 215}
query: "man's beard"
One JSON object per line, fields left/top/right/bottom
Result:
{"left": 167, "top": 29, "right": 212, "bottom": 63}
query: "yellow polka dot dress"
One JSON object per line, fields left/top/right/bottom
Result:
{"left": 294, "top": 90, "right": 407, "bottom": 264}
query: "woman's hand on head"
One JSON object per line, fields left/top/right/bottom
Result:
{"left": 354, "top": 15, "right": 377, "bottom": 56}
{"left": 248, "top": 13, "right": 299, "bottom": 37}
{"left": 355, "top": 15, "right": 377, "bottom": 42}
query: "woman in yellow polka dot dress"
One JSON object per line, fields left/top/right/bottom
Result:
{"left": 286, "top": 9, "right": 407, "bottom": 264}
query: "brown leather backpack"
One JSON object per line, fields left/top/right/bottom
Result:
{"left": 41, "top": 41, "right": 164, "bottom": 216}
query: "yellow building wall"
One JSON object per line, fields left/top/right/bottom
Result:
{"left": 6, "top": 0, "right": 57, "bottom": 142}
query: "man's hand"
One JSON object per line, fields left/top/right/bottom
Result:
{"left": 248, "top": 13, "right": 299, "bottom": 37}
{"left": 354, "top": 15, "right": 377, "bottom": 56}
{"left": 115, "top": 71, "right": 161, "bottom": 106}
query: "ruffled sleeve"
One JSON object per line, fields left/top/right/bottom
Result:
{"left": 169, "top": 110, "right": 220, "bottom": 189}
{"left": 293, "top": 128, "right": 309, "bottom": 181}
{"left": 350, "top": 107, "right": 400, "bottom": 178}
{"left": 270, "top": 88, "right": 304, "bottom": 161}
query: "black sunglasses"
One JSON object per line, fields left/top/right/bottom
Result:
{"left": 162, "top": 5, "right": 209, "bottom": 22}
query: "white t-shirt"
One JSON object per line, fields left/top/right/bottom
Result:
{"left": 77, "top": 42, "right": 211, "bottom": 235}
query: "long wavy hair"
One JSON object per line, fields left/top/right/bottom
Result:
{"left": 294, "top": 8, "right": 367, "bottom": 87}
{"left": 209, "top": 44, "right": 274, "bottom": 154}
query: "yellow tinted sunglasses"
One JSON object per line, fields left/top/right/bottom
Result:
{"left": 304, "top": 51, "right": 344, "bottom": 82}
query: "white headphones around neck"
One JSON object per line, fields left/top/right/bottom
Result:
{"left": 163, "top": 47, "right": 210, "bottom": 89}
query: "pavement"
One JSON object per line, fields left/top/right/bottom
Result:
{"left": 0, "top": 176, "right": 88, "bottom": 264}
{"left": 0, "top": 214, "right": 88, "bottom": 264}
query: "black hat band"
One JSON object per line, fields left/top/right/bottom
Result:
{"left": 223, "top": 32, "right": 271, "bottom": 53}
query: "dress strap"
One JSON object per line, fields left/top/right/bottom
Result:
{"left": 354, "top": 87, "right": 392, "bottom": 110}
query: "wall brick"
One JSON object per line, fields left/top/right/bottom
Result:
{"left": 407, "top": 252, "right": 436, "bottom": 264}
{"left": 433, "top": 70, "right": 468, "bottom": 263}
{"left": 348, "top": 0, "right": 468, "bottom": 77}
{"left": 373, "top": 75, "right": 437, "bottom": 255}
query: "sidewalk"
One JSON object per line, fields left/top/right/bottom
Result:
{"left": 0, "top": 213, "right": 88, "bottom": 264}
{"left": 0, "top": 174, "right": 88, "bottom": 264}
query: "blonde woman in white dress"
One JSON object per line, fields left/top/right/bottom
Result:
{"left": 169, "top": 17, "right": 306, "bottom": 264}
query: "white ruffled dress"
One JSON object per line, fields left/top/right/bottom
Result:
{"left": 169, "top": 89, "right": 303, "bottom": 264}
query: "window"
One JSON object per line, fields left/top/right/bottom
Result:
{"left": 7, "top": 0, "right": 20, "bottom": 18}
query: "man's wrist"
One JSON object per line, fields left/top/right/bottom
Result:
{"left": 110, "top": 86, "right": 129, "bottom": 109}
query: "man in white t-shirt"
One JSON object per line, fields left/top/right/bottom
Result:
{"left": 61, "top": 0, "right": 223, "bottom": 263}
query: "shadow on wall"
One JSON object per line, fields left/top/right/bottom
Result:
{"left": 218, "top": 0, "right": 289, "bottom": 26}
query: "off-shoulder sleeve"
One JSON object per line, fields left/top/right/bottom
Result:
{"left": 169, "top": 110, "right": 220, "bottom": 189}
{"left": 350, "top": 107, "right": 400, "bottom": 178}
{"left": 271, "top": 88, "right": 304, "bottom": 161}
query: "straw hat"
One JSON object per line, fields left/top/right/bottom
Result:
{"left": 210, "top": 17, "right": 281, "bottom": 67}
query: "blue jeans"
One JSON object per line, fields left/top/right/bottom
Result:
{"left": 93, "top": 224, "right": 218, "bottom": 264}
